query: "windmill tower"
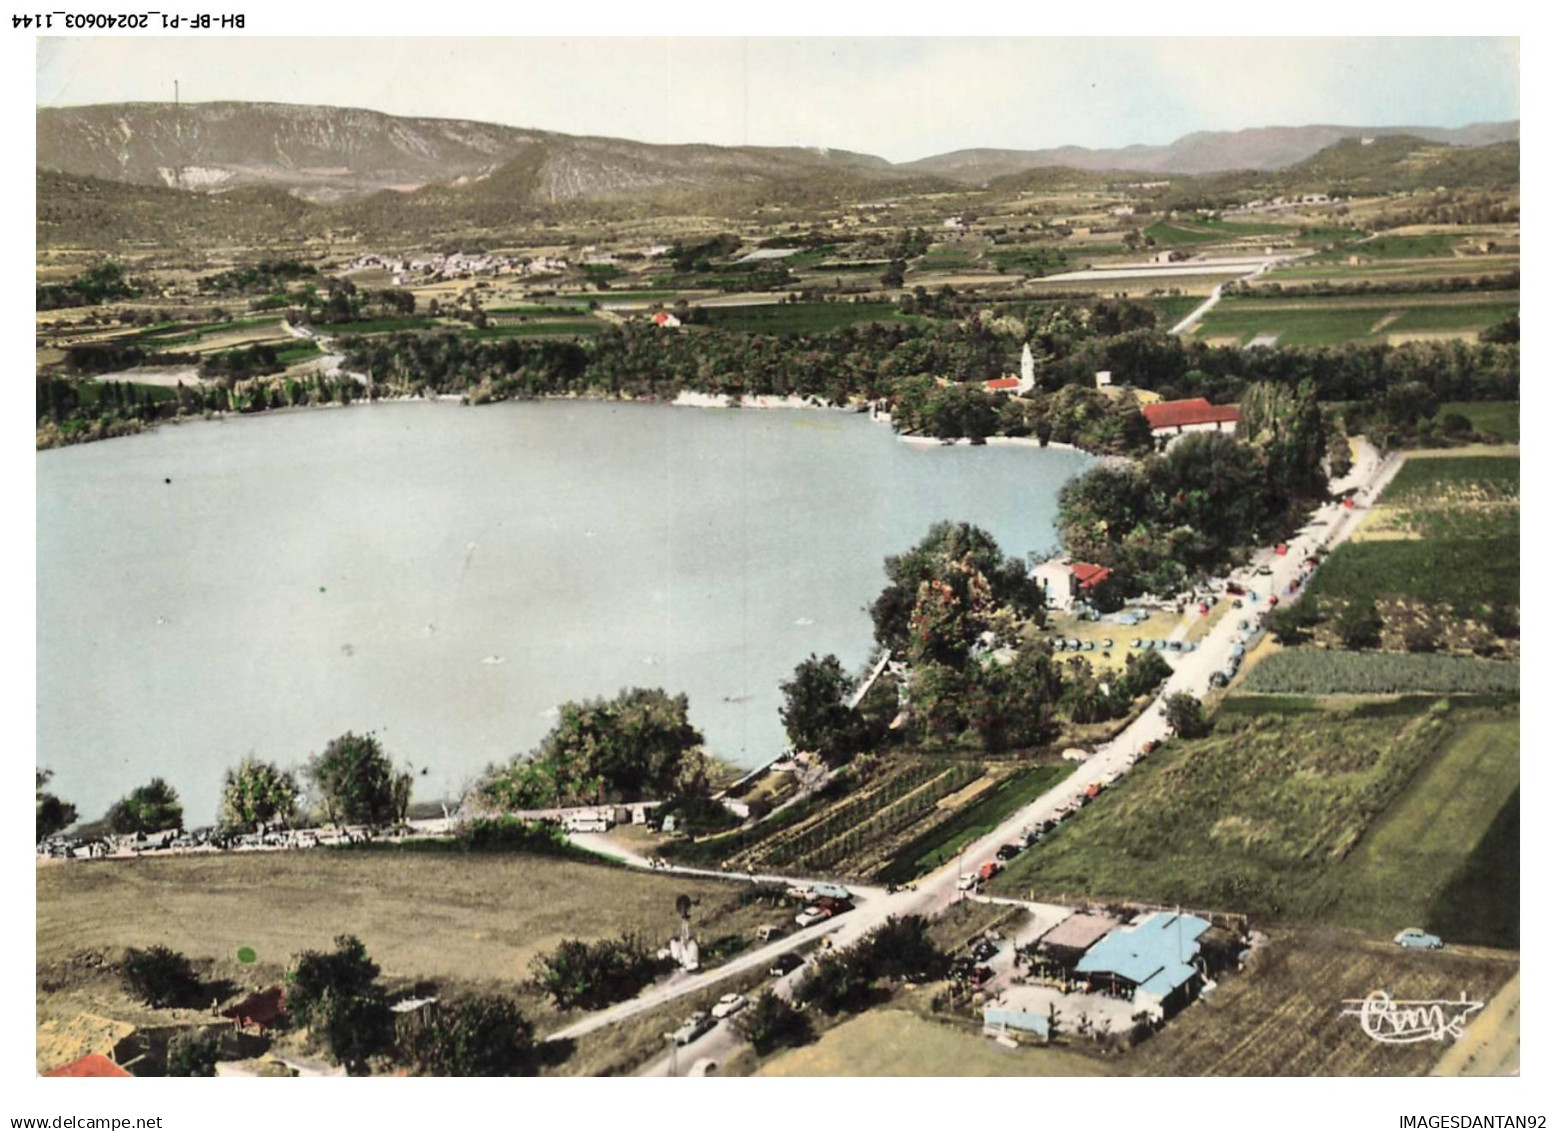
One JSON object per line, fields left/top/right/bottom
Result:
{"left": 669, "top": 894, "right": 700, "bottom": 971}
{"left": 1017, "top": 342, "right": 1035, "bottom": 395}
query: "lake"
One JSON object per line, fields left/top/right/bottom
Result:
{"left": 36, "top": 400, "right": 1092, "bottom": 824}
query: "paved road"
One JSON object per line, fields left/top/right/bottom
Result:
{"left": 570, "top": 440, "right": 1406, "bottom": 1071}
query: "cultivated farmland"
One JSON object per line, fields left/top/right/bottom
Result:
{"left": 1124, "top": 928, "right": 1517, "bottom": 1076}
{"left": 1239, "top": 652, "right": 1519, "bottom": 696}
{"left": 989, "top": 696, "right": 1517, "bottom": 931}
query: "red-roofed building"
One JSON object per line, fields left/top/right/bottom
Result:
{"left": 1031, "top": 557, "right": 1114, "bottom": 611}
{"left": 1142, "top": 398, "right": 1242, "bottom": 444}
{"left": 651, "top": 310, "right": 682, "bottom": 329}
{"left": 44, "top": 1053, "right": 131, "bottom": 1078}
{"left": 1142, "top": 397, "right": 1241, "bottom": 441}
{"left": 984, "top": 376, "right": 1021, "bottom": 392}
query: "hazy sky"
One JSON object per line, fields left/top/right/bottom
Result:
{"left": 36, "top": 36, "right": 1520, "bottom": 165}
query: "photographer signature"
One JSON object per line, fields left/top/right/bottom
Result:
{"left": 1340, "top": 990, "right": 1484, "bottom": 1044}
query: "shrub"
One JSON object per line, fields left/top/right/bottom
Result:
{"left": 735, "top": 991, "right": 812, "bottom": 1055}
{"left": 121, "top": 946, "right": 201, "bottom": 1009}
{"left": 106, "top": 778, "right": 183, "bottom": 835}
{"left": 409, "top": 994, "right": 536, "bottom": 1076}
{"left": 165, "top": 1031, "right": 220, "bottom": 1077}
{"left": 286, "top": 935, "right": 393, "bottom": 1068}
{"left": 529, "top": 933, "right": 664, "bottom": 1012}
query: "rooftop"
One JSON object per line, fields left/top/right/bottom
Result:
{"left": 1075, "top": 912, "right": 1212, "bottom": 995}
{"left": 44, "top": 1053, "right": 131, "bottom": 1078}
{"left": 1142, "top": 398, "right": 1243, "bottom": 431}
{"left": 1039, "top": 912, "right": 1123, "bottom": 953}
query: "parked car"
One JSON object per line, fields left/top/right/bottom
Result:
{"left": 673, "top": 1011, "right": 715, "bottom": 1045}
{"left": 1100, "top": 638, "right": 1114, "bottom": 650}
{"left": 795, "top": 905, "right": 832, "bottom": 928}
{"left": 1256, "top": 565, "right": 1273, "bottom": 576}
{"left": 711, "top": 993, "right": 748, "bottom": 1019}
{"left": 688, "top": 1058, "right": 719, "bottom": 1077}
{"left": 977, "top": 860, "right": 1004, "bottom": 881}
{"left": 755, "top": 924, "right": 786, "bottom": 943}
{"left": 995, "top": 843, "right": 1022, "bottom": 861}
{"left": 1130, "top": 638, "right": 1144, "bottom": 649}
{"left": 970, "top": 939, "right": 999, "bottom": 963}
{"left": 1209, "top": 671, "right": 1229, "bottom": 689}
{"left": 1394, "top": 928, "right": 1445, "bottom": 950}
{"left": 810, "top": 882, "right": 852, "bottom": 901}
{"left": 769, "top": 952, "right": 805, "bottom": 977}
{"left": 958, "top": 872, "right": 981, "bottom": 892}
{"left": 970, "top": 965, "right": 995, "bottom": 987}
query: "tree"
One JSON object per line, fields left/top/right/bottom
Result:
{"left": 1163, "top": 692, "right": 1211, "bottom": 739}
{"left": 779, "top": 654, "right": 863, "bottom": 767}
{"left": 1268, "top": 597, "right": 1321, "bottom": 645}
{"left": 734, "top": 990, "right": 812, "bottom": 1054}
{"left": 880, "top": 259, "right": 906, "bottom": 288}
{"left": 863, "top": 915, "right": 947, "bottom": 982}
{"left": 106, "top": 777, "right": 183, "bottom": 835}
{"left": 479, "top": 689, "right": 706, "bottom": 810}
{"left": 286, "top": 935, "right": 393, "bottom": 1069}
{"left": 793, "top": 951, "right": 875, "bottom": 1015}
{"left": 166, "top": 1030, "right": 220, "bottom": 1077}
{"left": 305, "top": 733, "right": 410, "bottom": 827}
{"left": 528, "top": 934, "right": 662, "bottom": 1012}
{"left": 410, "top": 994, "right": 536, "bottom": 1076}
{"left": 1336, "top": 597, "right": 1383, "bottom": 650}
{"left": 122, "top": 945, "right": 201, "bottom": 1008}
{"left": 36, "top": 770, "right": 77, "bottom": 842}
{"left": 219, "top": 757, "right": 301, "bottom": 833}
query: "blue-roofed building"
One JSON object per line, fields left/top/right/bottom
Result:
{"left": 983, "top": 1006, "right": 1050, "bottom": 1042}
{"left": 1074, "top": 912, "right": 1213, "bottom": 1019}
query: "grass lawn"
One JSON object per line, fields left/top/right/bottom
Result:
{"left": 700, "top": 301, "right": 904, "bottom": 335}
{"left": 988, "top": 697, "right": 1515, "bottom": 929}
{"left": 1435, "top": 401, "right": 1519, "bottom": 442}
{"left": 1307, "top": 233, "right": 1463, "bottom": 261}
{"left": 35, "top": 849, "right": 777, "bottom": 1025}
{"left": 1146, "top": 218, "right": 1296, "bottom": 246}
{"left": 1124, "top": 928, "right": 1518, "bottom": 1076}
{"left": 1323, "top": 717, "right": 1518, "bottom": 940}
{"left": 755, "top": 1008, "right": 1105, "bottom": 1076}
{"left": 1427, "top": 789, "right": 1519, "bottom": 949}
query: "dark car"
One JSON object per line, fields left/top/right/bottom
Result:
{"left": 769, "top": 952, "right": 805, "bottom": 977}
{"left": 949, "top": 957, "right": 976, "bottom": 980}
{"left": 970, "top": 940, "right": 999, "bottom": 963}
{"left": 970, "top": 965, "right": 995, "bottom": 987}
{"left": 995, "top": 843, "right": 1022, "bottom": 861}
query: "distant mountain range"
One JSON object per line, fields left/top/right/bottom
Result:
{"left": 36, "top": 102, "right": 1520, "bottom": 204}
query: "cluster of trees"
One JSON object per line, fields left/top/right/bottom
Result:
{"left": 60, "top": 341, "right": 196, "bottom": 377}
{"left": 198, "top": 259, "right": 318, "bottom": 295}
{"left": 304, "top": 732, "right": 412, "bottom": 828}
{"left": 106, "top": 777, "right": 184, "bottom": 835}
{"left": 122, "top": 934, "right": 539, "bottom": 1076}
{"left": 36, "top": 770, "right": 77, "bottom": 842}
{"left": 37, "top": 261, "right": 140, "bottom": 310}
{"left": 476, "top": 688, "right": 708, "bottom": 811}
{"left": 1234, "top": 271, "right": 1518, "bottom": 299}
{"left": 793, "top": 915, "right": 947, "bottom": 1015}
{"left": 199, "top": 343, "right": 287, "bottom": 381}
{"left": 528, "top": 932, "right": 664, "bottom": 1012}
{"left": 1058, "top": 422, "right": 1327, "bottom": 597}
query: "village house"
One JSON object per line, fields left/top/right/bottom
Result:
{"left": 1074, "top": 911, "right": 1214, "bottom": 1020}
{"left": 1031, "top": 556, "right": 1114, "bottom": 612}
{"left": 1142, "top": 397, "right": 1242, "bottom": 447}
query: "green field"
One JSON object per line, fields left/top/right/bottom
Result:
{"left": 1146, "top": 295, "right": 1206, "bottom": 327}
{"left": 1313, "top": 454, "right": 1518, "bottom": 613}
{"left": 466, "top": 320, "right": 605, "bottom": 339}
{"left": 1146, "top": 217, "right": 1295, "bottom": 246}
{"left": 76, "top": 380, "right": 177, "bottom": 406}
{"left": 988, "top": 697, "right": 1516, "bottom": 930}
{"left": 326, "top": 316, "right": 438, "bottom": 335}
{"left": 1426, "top": 788, "right": 1519, "bottom": 948}
{"left": 1326, "top": 716, "right": 1519, "bottom": 941}
{"left": 1194, "top": 295, "right": 1517, "bottom": 346}
{"left": 1435, "top": 401, "right": 1519, "bottom": 442}
{"left": 1239, "top": 652, "right": 1520, "bottom": 696}
{"left": 700, "top": 301, "right": 905, "bottom": 335}
{"left": 1380, "top": 455, "right": 1519, "bottom": 504}
{"left": 876, "top": 764, "right": 1075, "bottom": 885}
{"left": 1307, "top": 233, "right": 1462, "bottom": 262}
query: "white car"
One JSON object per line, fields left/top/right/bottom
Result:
{"left": 957, "top": 872, "right": 981, "bottom": 892}
{"left": 711, "top": 992, "right": 747, "bottom": 1019}
{"left": 795, "top": 905, "right": 832, "bottom": 927}
{"left": 673, "top": 1011, "right": 715, "bottom": 1045}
